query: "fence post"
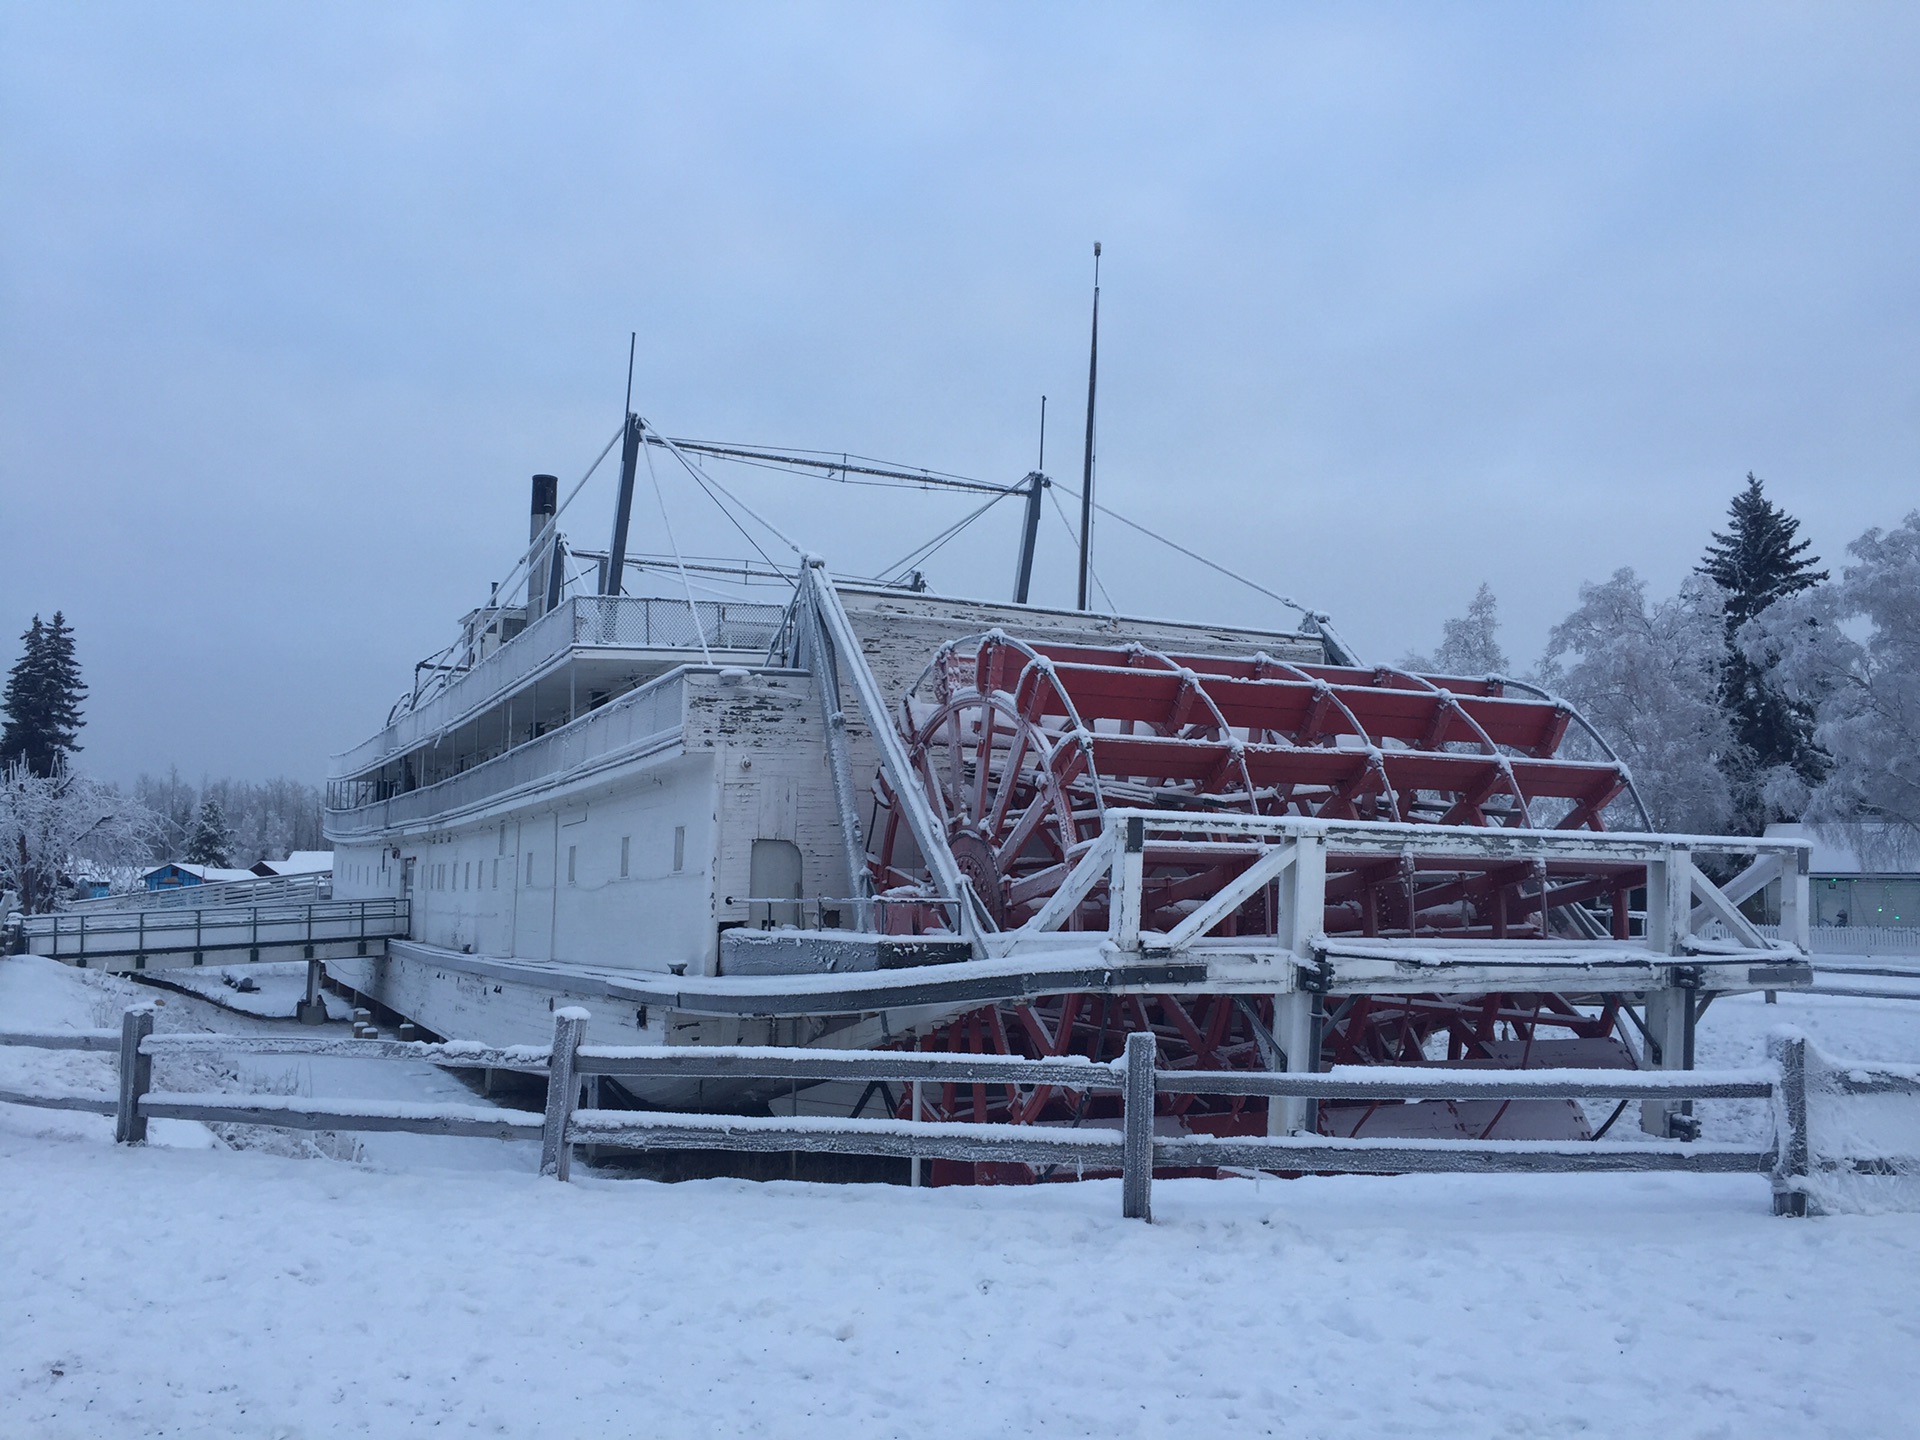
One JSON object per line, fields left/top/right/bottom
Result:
{"left": 1769, "top": 1030, "right": 1810, "bottom": 1217}
{"left": 910, "top": 1078, "right": 924, "bottom": 1189}
{"left": 114, "top": 1005, "right": 156, "bottom": 1144}
{"left": 541, "top": 1007, "right": 588, "bottom": 1181}
{"left": 1122, "top": 1029, "right": 1155, "bottom": 1221}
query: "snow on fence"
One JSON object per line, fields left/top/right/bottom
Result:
{"left": 2, "top": 1008, "right": 1913, "bottom": 1220}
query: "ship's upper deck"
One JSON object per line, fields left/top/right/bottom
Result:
{"left": 322, "top": 579, "right": 1331, "bottom": 840}
{"left": 329, "top": 593, "right": 787, "bottom": 784}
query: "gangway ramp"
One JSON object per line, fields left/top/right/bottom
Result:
{"left": 17, "top": 896, "right": 409, "bottom": 972}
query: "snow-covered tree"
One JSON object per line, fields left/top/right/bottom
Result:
{"left": 1741, "top": 510, "right": 1920, "bottom": 868}
{"left": 1403, "top": 583, "right": 1509, "bottom": 677}
{"left": 1539, "top": 569, "right": 1734, "bottom": 835}
{"left": 1, "top": 612, "right": 87, "bottom": 778}
{"left": 133, "top": 772, "right": 323, "bottom": 865}
{"left": 0, "top": 760, "right": 161, "bottom": 914}
{"left": 184, "top": 799, "right": 235, "bottom": 868}
{"left": 1696, "top": 475, "right": 1828, "bottom": 829}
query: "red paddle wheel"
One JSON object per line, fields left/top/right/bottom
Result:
{"left": 869, "top": 632, "right": 1649, "bottom": 1181}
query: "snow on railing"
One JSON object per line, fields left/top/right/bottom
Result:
{"left": 1007, "top": 809, "right": 1815, "bottom": 961}
{"left": 323, "top": 664, "right": 694, "bottom": 837}
{"left": 11, "top": 1005, "right": 1914, "bottom": 1219}
{"left": 330, "top": 595, "right": 785, "bottom": 781}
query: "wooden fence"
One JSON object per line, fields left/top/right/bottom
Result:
{"left": 0, "top": 1005, "right": 1886, "bottom": 1221}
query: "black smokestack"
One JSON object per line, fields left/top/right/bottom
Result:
{"left": 529, "top": 474, "right": 559, "bottom": 615}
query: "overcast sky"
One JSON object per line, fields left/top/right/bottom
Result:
{"left": 3, "top": 3, "right": 1915, "bottom": 786}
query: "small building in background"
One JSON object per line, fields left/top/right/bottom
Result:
{"left": 1763, "top": 823, "right": 1920, "bottom": 932}
{"left": 249, "top": 850, "right": 334, "bottom": 878}
{"left": 142, "top": 862, "right": 257, "bottom": 891}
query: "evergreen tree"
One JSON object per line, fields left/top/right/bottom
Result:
{"left": 1695, "top": 475, "right": 1828, "bottom": 829}
{"left": 0, "top": 612, "right": 87, "bottom": 778}
{"left": 184, "top": 798, "right": 235, "bottom": 868}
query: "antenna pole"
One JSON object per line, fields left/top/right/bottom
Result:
{"left": 1038, "top": 394, "right": 1047, "bottom": 471}
{"left": 604, "top": 332, "right": 642, "bottom": 596}
{"left": 1077, "top": 243, "right": 1101, "bottom": 611}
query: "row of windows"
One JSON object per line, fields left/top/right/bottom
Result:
{"left": 425, "top": 827, "right": 687, "bottom": 892}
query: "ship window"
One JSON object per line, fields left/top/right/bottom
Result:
{"left": 526, "top": 852, "right": 535, "bottom": 886}
{"left": 673, "top": 826, "right": 686, "bottom": 873}
{"left": 465, "top": 861, "right": 471, "bottom": 890}
{"left": 620, "top": 836, "right": 630, "bottom": 878}
{"left": 498, "top": 822, "right": 507, "bottom": 856}
{"left": 567, "top": 846, "right": 577, "bottom": 884}
{"left": 492, "top": 858, "right": 499, "bottom": 889}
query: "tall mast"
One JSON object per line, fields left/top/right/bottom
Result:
{"left": 604, "top": 334, "right": 641, "bottom": 596}
{"left": 1077, "top": 243, "right": 1101, "bottom": 611}
{"left": 1012, "top": 396, "right": 1047, "bottom": 605}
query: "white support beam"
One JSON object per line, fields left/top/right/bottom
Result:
{"left": 1688, "top": 869, "right": 1771, "bottom": 952}
{"left": 1643, "top": 848, "right": 1693, "bottom": 957}
{"left": 1268, "top": 990, "right": 1319, "bottom": 1136}
{"left": 1780, "top": 845, "right": 1812, "bottom": 951}
{"left": 805, "top": 563, "right": 980, "bottom": 949}
{"left": 1109, "top": 818, "right": 1146, "bottom": 951}
{"left": 1026, "top": 831, "right": 1118, "bottom": 935}
{"left": 1639, "top": 986, "right": 1692, "bottom": 1137}
{"left": 1164, "top": 842, "right": 1298, "bottom": 950}
{"left": 1282, "top": 833, "right": 1327, "bottom": 959}
{"left": 1716, "top": 852, "right": 1783, "bottom": 911}
{"left": 798, "top": 601, "right": 872, "bottom": 931}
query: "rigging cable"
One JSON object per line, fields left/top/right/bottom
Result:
{"left": 871, "top": 486, "right": 1017, "bottom": 585}
{"left": 651, "top": 430, "right": 806, "bottom": 562}
{"left": 494, "top": 423, "right": 625, "bottom": 607}
{"left": 663, "top": 454, "right": 791, "bottom": 583}
{"left": 1048, "top": 479, "right": 1312, "bottom": 620}
{"left": 642, "top": 432, "right": 715, "bottom": 666}
{"left": 1045, "top": 481, "right": 1117, "bottom": 614}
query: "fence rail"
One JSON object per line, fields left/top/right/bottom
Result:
{"left": 2, "top": 1006, "right": 1909, "bottom": 1220}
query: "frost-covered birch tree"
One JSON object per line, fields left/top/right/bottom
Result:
{"left": 1740, "top": 511, "right": 1920, "bottom": 868}
{"left": 1403, "top": 583, "right": 1509, "bottom": 676}
{"left": 1539, "top": 569, "right": 1734, "bottom": 835}
{"left": 0, "top": 760, "right": 161, "bottom": 913}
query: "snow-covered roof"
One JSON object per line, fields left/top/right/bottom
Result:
{"left": 252, "top": 851, "right": 333, "bottom": 877}
{"left": 1764, "top": 823, "right": 1919, "bottom": 877}
{"left": 147, "top": 862, "right": 258, "bottom": 884}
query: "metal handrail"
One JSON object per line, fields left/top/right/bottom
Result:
{"left": 331, "top": 595, "right": 785, "bottom": 781}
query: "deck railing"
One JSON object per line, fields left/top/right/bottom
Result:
{"left": 7, "top": 1004, "right": 1904, "bottom": 1220}
{"left": 323, "top": 665, "right": 698, "bottom": 838}
{"left": 330, "top": 595, "right": 787, "bottom": 782}
{"left": 15, "top": 898, "right": 408, "bottom": 967}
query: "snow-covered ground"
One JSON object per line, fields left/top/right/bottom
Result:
{"left": 4, "top": 954, "right": 1919, "bottom": 1437}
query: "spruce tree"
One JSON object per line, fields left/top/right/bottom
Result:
{"left": 0, "top": 612, "right": 87, "bottom": 778}
{"left": 184, "top": 798, "right": 235, "bottom": 868}
{"left": 1695, "top": 474, "right": 1828, "bottom": 828}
